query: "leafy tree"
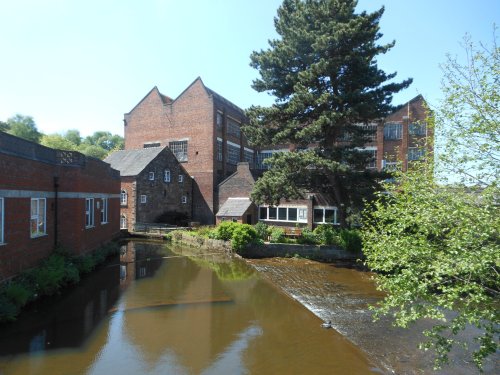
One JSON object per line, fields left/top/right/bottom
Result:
{"left": 0, "top": 120, "right": 9, "bottom": 132}
{"left": 244, "top": 0, "right": 411, "bottom": 226}
{"left": 82, "top": 131, "right": 124, "bottom": 151}
{"left": 362, "top": 33, "right": 499, "bottom": 370}
{"left": 6, "top": 114, "right": 41, "bottom": 143}
{"left": 78, "top": 144, "right": 108, "bottom": 159}
{"left": 64, "top": 129, "right": 82, "bottom": 146}
{"left": 40, "top": 134, "right": 78, "bottom": 151}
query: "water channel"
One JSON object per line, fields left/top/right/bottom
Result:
{"left": 0, "top": 241, "right": 497, "bottom": 374}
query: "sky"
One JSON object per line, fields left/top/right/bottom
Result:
{"left": 0, "top": 0, "right": 498, "bottom": 137}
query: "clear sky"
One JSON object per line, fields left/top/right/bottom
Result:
{"left": 0, "top": 0, "right": 498, "bottom": 137}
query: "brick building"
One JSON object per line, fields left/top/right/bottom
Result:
{"left": 105, "top": 147, "right": 192, "bottom": 231}
{"left": 124, "top": 77, "right": 252, "bottom": 224}
{"left": 0, "top": 132, "right": 121, "bottom": 281}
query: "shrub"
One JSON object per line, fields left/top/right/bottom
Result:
{"left": 313, "top": 225, "right": 341, "bottom": 245}
{"left": 231, "top": 224, "right": 258, "bottom": 252}
{"left": 297, "top": 228, "right": 319, "bottom": 245}
{"left": 269, "top": 227, "right": 285, "bottom": 243}
{"left": 0, "top": 295, "right": 18, "bottom": 322}
{"left": 254, "top": 222, "right": 269, "bottom": 241}
{"left": 195, "top": 226, "right": 214, "bottom": 238}
{"left": 4, "top": 282, "right": 32, "bottom": 307}
{"left": 340, "top": 229, "right": 362, "bottom": 253}
{"left": 213, "top": 221, "right": 240, "bottom": 241}
{"left": 75, "top": 255, "right": 96, "bottom": 274}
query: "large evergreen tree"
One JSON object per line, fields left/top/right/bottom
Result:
{"left": 244, "top": 0, "right": 411, "bottom": 225}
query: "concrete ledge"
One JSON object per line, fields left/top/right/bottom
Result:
{"left": 170, "top": 231, "right": 232, "bottom": 254}
{"left": 242, "top": 243, "right": 363, "bottom": 261}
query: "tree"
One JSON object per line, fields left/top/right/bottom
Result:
{"left": 64, "top": 129, "right": 82, "bottom": 146}
{"left": 362, "top": 33, "right": 499, "bottom": 370}
{"left": 6, "top": 114, "right": 41, "bottom": 143}
{"left": 40, "top": 134, "right": 78, "bottom": 151}
{"left": 0, "top": 120, "right": 9, "bottom": 132}
{"left": 82, "top": 131, "right": 124, "bottom": 151}
{"left": 244, "top": 0, "right": 411, "bottom": 225}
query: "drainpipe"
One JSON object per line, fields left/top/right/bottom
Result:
{"left": 54, "top": 176, "right": 59, "bottom": 248}
{"left": 190, "top": 176, "right": 195, "bottom": 222}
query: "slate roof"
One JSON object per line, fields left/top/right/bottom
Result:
{"left": 216, "top": 198, "right": 253, "bottom": 217}
{"left": 104, "top": 147, "right": 165, "bottom": 177}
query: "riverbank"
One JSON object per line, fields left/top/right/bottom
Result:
{"left": 246, "top": 257, "right": 498, "bottom": 375}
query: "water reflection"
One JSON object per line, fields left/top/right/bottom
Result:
{"left": 0, "top": 241, "right": 376, "bottom": 375}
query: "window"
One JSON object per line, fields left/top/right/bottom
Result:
{"left": 298, "top": 208, "right": 307, "bottom": 220}
{"left": 366, "top": 149, "right": 377, "bottom": 169}
{"left": 149, "top": 172, "right": 155, "bottom": 181}
{"left": 178, "top": 174, "right": 184, "bottom": 183}
{"left": 408, "top": 147, "right": 425, "bottom": 161}
{"left": 288, "top": 208, "right": 297, "bottom": 221}
{"left": 268, "top": 207, "right": 277, "bottom": 220}
{"left": 217, "top": 139, "right": 223, "bottom": 161}
{"left": 244, "top": 148, "right": 254, "bottom": 167}
{"left": 256, "top": 151, "right": 273, "bottom": 169}
{"left": 101, "top": 198, "right": 108, "bottom": 224}
{"left": 384, "top": 123, "right": 402, "bottom": 140}
{"left": 120, "top": 190, "right": 127, "bottom": 205}
{"left": 181, "top": 195, "right": 187, "bottom": 204}
{"left": 120, "top": 215, "right": 127, "bottom": 230}
{"left": 169, "top": 140, "right": 188, "bottom": 162}
{"left": 227, "top": 142, "right": 240, "bottom": 165}
{"left": 164, "top": 169, "right": 171, "bottom": 183}
{"left": 85, "top": 198, "right": 94, "bottom": 228}
{"left": 362, "top": 124, "right": 377, "bottom": 142}
{"left": 227, "top": 118, "right": 241, "bottom": 138}
{"left": 313, "top": 207, "right": 339, "bottom": 225}
{"left": 259, "top": 206, "right": 267, "bottom": 220}
{"left": 0, "top": 198, "right": 4, "bottom": 244}
{"left": 30, "top": 198, "right": 46, "bottom": 237}
{"left": 216, "top": 112, "right": 223, "bottom": 130}
{"left": 259, "top": 206, "right": 307, "bottom": 223}
{"left": 409, "top": 122, "right": 426, "bottom": 136}
{"left": 382, "top": 160, "right": 399, "bottom": 171}
{"left": 278, "top": 207, "right": 287, "bottom": 221}
{"left": 140, "top": 195, "right": 147, "bottom": 204}
{"left": 144, "top": 142, "right": 160, "bottom": 148}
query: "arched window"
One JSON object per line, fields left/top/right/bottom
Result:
{"left": 120, "top": 215, "right": 127, "bottom": 230}
{"left": 120, "top": 190, "right": 127, "bottom": 205}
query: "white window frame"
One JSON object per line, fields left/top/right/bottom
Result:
{"left": 178, "top": 174, "right": 184, "bottom": 183}
{"left": 149, "top": 171, "right": 155, "bottom": 181}
{"left": 0, "top": 198, "right": 4, "bottom": 244}
{"left": 313, "top": 206, "right": 339, "bottom": 225}
{"left": 101, "top": 198, "right": 108, "bottom": 224}
{"left": 140, "top": 195, "right": 147, "bottom": 204}
{"left": 164, "top": 169, "right": 171, "bottom": 183}
{"left": 384, "top": 123, "right": 403, "bottom": 140}
{"left": 85, "top": 198, "right": 94, "bottom": 228}
{"left": 181, "top": 195, "right": 187, "bottom": 204}
{"left": 120, "top": 190, "right": 127, "bottom": 206}
{"left": 258, "top": 205, "right": 308, "bottom": 223}
{"left": 408, "top": 147, "right": 425, "bottom": 161}
{"left": 169, "top": 140, "right": 188, "bottom": 162}
{"left": 31, "top": 198, "right": 46, "bottom": 237}
{"left": 120, "top": 215, "right": 127, "bottom": 230}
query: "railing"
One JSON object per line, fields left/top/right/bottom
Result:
{"left": 133, "top": 223, "right": 178, "bottom": 235}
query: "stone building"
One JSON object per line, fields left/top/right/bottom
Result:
{"left": 105, "top": 147, "right": 192, "bottom": 231}
{"left": 0, "top": 132, "right": 120, "bottom": 280}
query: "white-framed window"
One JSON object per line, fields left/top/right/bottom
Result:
{"left": 384, "top": 123, "right": 402, "bottom": 140}
{"left": 409, "top": 122, "right": 426, "bottom": 136}
{"left": 120, "top": 190, "right": 127, "bottom": 205}
{"left": 178, "top": 174, "right": 184, "bottom": 183}
{"left": 367, "top": 149, "right": 377, "bottom": 169}
{"left": 148, "top": 172, "right": 155, "bottom": 181}
{"left": 181, "top": 195, "right": 187, "bottom": 204}
{"left": 244, "top": 148, "right": 254, "bottom": 167}
{"left": 362, "top": 123, "right": 377, "bottom": 142}
{"left": 30, "top": 198, "right": 46, "bottom": 237}
{"left": 164, "top": 169, "right": 171, "bottom": 183}
{"left": 85, "top": 198, "right": 94, "bottom": 228}
{"left": 227, "top": 118, "right": 241, "bottom": 138}
{"left": 382, "top": 160, "right": 399, "bottom": 171}
{"left": 140, "top": 195, "right": 147, "bottom": 204}
{"left": 101, "top": 198, "right": 108, "bottom": 224}
{"left": 0, "top": 198, "right": 4, "bottom": 244}
{"left": 313, "top": 206, "right": 339, "bottom": 225}
{"left": 169, "top": 140, "right": 188, "bottom": 162}
{"left": 120, "top": 215, "right": 127, "bottom": 229}
{"left": 216, "top": 112, "right": 223, "bottom": 130}
{"left": 408, "top": 147, "right": 425, "bottom": 161}
{"left": 259, "top": 205, "right": 308, "bottom": 223}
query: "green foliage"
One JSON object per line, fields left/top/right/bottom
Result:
{"left": 0, "top": 295, "right": 18, "bottom": 322}
{"left": 40, "top": 134, "right": 78, "bottom": 151}
{"left": 362, "top": 162, "right": 499, "bottom": 370}
{"left": 269, "top": 227, "right": 286, "bottom": 243}
{"left": 6, "top": 114, "right": 41, "bottom": 143}
{"left": 213, "top": 221, "right": 240, "bottom": 241}
{"left": 244, "top": 0, "right": 411, "bottom": 224}
{"left": 0, "top": 120, "right": 10, "bottom": 132}
{"left": 339, "top": 229, "right": 362, "bottom": 253}
{"left": 297, "top": 228, "right": 318, "bottom": 245}
{"left": 4, "top": 282, "right": 32, "bottom": 308}
{"left": 254, "top": 221, "right": 269, "bottom": 241}
{"left": 231, "top": 224, "right": 258, "bottom": 253}
{"left": 313, "top": 225, "right": 340, "bottom": 246}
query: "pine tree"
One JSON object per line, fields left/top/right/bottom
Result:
{"left": 244, "top": 0, "right": 411, "bottom": 225}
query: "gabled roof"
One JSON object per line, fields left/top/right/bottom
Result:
{"left": 104, "top": 147, "right": 165, "bottom": 177}
{"left": 216, "top": 198, "right": 253, "bottom": 217}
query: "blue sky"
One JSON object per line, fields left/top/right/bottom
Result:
{"left": 0, "top": 0, "right": 498, "bottom": 137}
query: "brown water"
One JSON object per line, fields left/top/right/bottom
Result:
{"left": 0, "top": 241, "right": 379, "bottom": 375}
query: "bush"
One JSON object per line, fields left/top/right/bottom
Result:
{"left": 297, "top": 228, "right": 319, "bottom": 245}
{"left": 254, "top": 222, "right": 269, "bottom": 241}
{"left": 213, "top": 221, "right": 240, "bottom": 241}
{"left": 313, "top": 225, "right": 341, "bottom": 245}
{"left": 340, "top": 229, "right": 362, "bottom": 253}
{"left": 269, "top": 227, "right": 286, "bottom": 243}
{"left": 194, "top": 226, "right": 214, "bottom": 238}
{"left": 231, "top": 224, "right": 258, "bottom": 252}
{"left": 0, "top": 295, "right": 18, "bottom": 322}
{"left": 4, "top": 282, "right": 32, "bottom": 307}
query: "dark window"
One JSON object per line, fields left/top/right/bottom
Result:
{"left": 288, "top": 208, "right": 297, "bottom": 221}
{"left": 278, "top": 207, "right": 287, "bottom": 221}
{"left": 325, "top": 209, "right": 336, "bottom": 224}
{"left": 313, "top": 208, "right": 324, "bottom": 223}
{"left": 409, "top": 122, "right": 426, "bottom": 136}
{"left": 384, "top": 123, "right": 402, "bottom": 140}
{"left": 268, "top": 207, "right": 277, "bottom": 220}
{"left": 259, "top": 207, "right": 267, "bottom": 220}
